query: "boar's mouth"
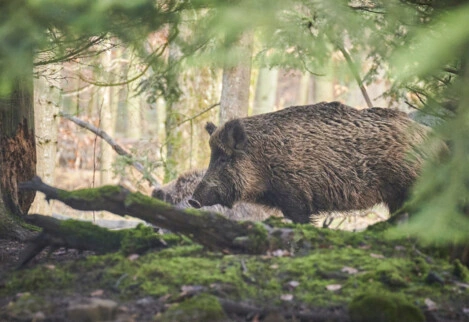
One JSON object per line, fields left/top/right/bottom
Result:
{"left": 189, "top": 186, "right": 235, "bottom": 209}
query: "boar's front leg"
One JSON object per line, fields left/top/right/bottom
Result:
{"left": 261, "top": 190, "right": 313, "bottom": 224}
{"left": 280, "top": 207, "right": 312, "bottom": 224}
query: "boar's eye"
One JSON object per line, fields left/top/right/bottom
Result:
{"left": 219, "top": 155, "right": 230, "bottom": 163}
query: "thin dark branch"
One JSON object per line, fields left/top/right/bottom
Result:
{"left": 443, "top": 67, "right": 460, "bottom": 75}
{"left": 348, "top": 5, "right": 385, "bottom": 14}
{"left": 59, "top": 113, "right": 161, "bottom": 188}
{"left": 34, "top": 35, "right": 108, "bottom": 67}
{"left": 159, "top": 102, "right": 221, "bottom": 154}
{"left": 175, "top": 102, "right": 220, "bottom": 128}
{"left": 77, "top": 43, "right": 168, "bottom": 87}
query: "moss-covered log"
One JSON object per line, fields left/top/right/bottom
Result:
{"left": 17, "top": 214, "right": 168, "bottom": 267}
{"left": 19, "top": 176, "right": 294, "bottom": 255}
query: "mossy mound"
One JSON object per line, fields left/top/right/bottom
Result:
{"left": 348, "top": 292, "right": 424, "bottom": 322}
{"left": 157, "top": 294, "right": 227, "bottom": 322}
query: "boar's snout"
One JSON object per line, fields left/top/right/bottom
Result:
{"left": 188, "top": 199, "right": 202, "bottom": 208}
{"left": 190, "top": 180, "right": 228, "bottom": 208}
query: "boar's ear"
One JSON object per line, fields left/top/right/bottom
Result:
{"left": 205, "top": 122, "right": 217, "bottom": 135}
{"left": 224, "top": 119, "right": 247, "bottom": 153}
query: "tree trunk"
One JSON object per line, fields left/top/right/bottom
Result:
{"left": 125, "top": 88, "right": 142, "bottom": 140}
{"left": 0, "top": 70, "right": 36, "bottom": 240}
{"left": 297, "top": 72, "right": 310, "bottom": 106}
{"left": 163, "top": 43, "right": 183, "bottom": 183}
{"left": 253, "top": 67, "right": 278, "bottom": 115}
{"left": 100, "top": 49, "right": 118, "bottom": 186}
{"left": 29, "top": 71, "right": 61, "bottom": 216}
{"left": 219, "top": 32, "right": 253, "bottom": 123}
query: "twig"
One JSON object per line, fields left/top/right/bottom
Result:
{"left": 313, "top": 28, "right": 373, "bottom": 108}
{"left": 59, "top": 112, "right": 161, "bottom": 187}
{"left": 159, "top": 102, "right": 221, "bottom": 152}
{"left": 443, "top": 67, "right": 459, "bottom": 75}
{"left": 336, "top": 44, "right": 373, "bottom": 108}
{"left": 34, "top": 34, "right": 109, "bottom": 67}
{"left": 174, "top": 102, "right": 220, "bottom": 128}
{"left": 77, "top": 43, "right": 168, "bottom": 87}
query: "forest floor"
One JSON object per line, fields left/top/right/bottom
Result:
{"left": 1, "top": 168, "right": 468, "bottom": 321}
{"left": 1, "top": 218, "right": 469, "bottom": 322}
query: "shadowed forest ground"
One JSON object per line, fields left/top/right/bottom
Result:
{"left": 1, "top": 215, "right": 468, "bottom": 321}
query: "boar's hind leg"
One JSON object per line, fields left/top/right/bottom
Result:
{"left": 384, "top": 189, "right": 408, "bottom": 216}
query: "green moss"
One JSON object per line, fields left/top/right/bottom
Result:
{"left": 3, "top": 265, "right": 75, "bottom": 295}
{"left": 412, "top": 257, "right": 430, "bottom": 276}
{"left": 120, "top": 224, "right": 166, "bottom": 255}
{"left": 453, "top": 259, "right": 469, "bottom": 282}
{"left": 156, "top": 245, "right": 204, "bottom": 258}
{"left": 375, "top": 261, "right": 409, "bottom": 288}
{"left": 135, "top": 255, "right": 245, "bottom": 297}
{"left": 124, "top": 191, "right": 172, "bottom": 209}
{"left": 157, "top": 294, "right": 227, "bottom": 322}
{"left": 349, "top": 292, "right": 424, "bottom": 322}
{"left": 366, "top": 221, "right": 392, "bottom": 232}
{"left": 5, "top": 293, "right": 50, "bottom": 319}
{"left": 59, "top": 219, "right": 123, "bottom": 253}
{"left": 238, "top": 222, "right": 269, "bottom": 253}
{"left": 58, "top": 185, "right": 123, "bottom": 200}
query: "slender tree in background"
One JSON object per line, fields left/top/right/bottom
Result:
{"left": 219, "top": 32, "right": 253, "bottom": 123}
{"left": 99, "top": 49, "right": 117, "bottom": 186}
{"left": 163, "top": 42, "right": 184, "bottom": 182}
{"left": 253, "top": 67, "right": 278, "bottom": 115}
{"left": 29, "top": 66, "right": 61, "bottom": 216}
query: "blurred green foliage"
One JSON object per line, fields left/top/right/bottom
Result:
{"left": 1, "top": 0, "right": 469, "bottom": 243}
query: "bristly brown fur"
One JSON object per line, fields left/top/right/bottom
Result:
{"left": 192, "top": 101, "right": 432, "bottom": 223}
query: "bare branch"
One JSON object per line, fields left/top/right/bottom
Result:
{"left": 59, "top": 113, "right": 161, "bottom": 188}
{"left": 77, "top": 43, "right": 168, "bottom": 87}
{"left": 34, "top": 34, "right": 109, "bottom": 67}
{"left": 443, "top": 67, "right": 460, "bottom": 75}
{"left": 336, "top": 44, "right": 373, "bottom": 108}
{"left": 174, "top": 102, "right": 220, "bottom": 128}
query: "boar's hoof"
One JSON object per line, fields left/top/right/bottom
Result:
{"left": 188, "top": 199, "right": 202, "bottom": 208}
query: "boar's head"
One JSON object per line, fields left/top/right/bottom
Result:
{"left": 189, "top": 119, "right": 262, "bottom": 209}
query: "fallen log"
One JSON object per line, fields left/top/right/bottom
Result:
{"left": 17, "top": 214, "right": 168, "bottom": 267}
{"left": 19, "top": 176, "right": 295, "bottom": 255}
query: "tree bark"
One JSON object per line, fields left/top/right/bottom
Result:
{"left": 219, "top": 32, "right": 253, "bottom": 123}
{"left": 164, "top": 43, "right": 183, "bottom": 182}
{"left": 29, "top": 70, "right": 61, "bottom": 216}
{"left": 0, "top": 66, "right": 37, "bottom": 240}
{"left": 100, "top": 49, "right": 118, "bottom": 186}
{"left": 20, "top": 176, "right": 295, "bottom": 255}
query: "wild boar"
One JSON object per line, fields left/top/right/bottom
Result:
{"left": 152, "top": 170, "right": 281, "bottom": 221}
{"left": 189, "top": 101, "right": 430, "bottom": 223}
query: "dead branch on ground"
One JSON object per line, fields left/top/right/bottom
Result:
{"left": 19, "top": 177, "right": 295, "bottom": 257}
